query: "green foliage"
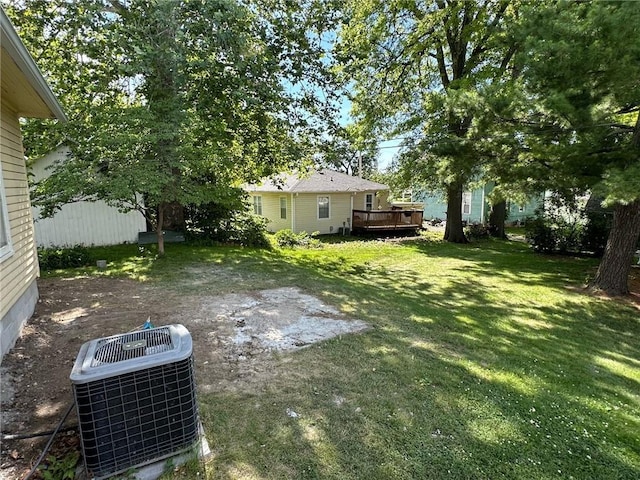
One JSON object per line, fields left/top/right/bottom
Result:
{"left": 524, "top": 216, "right": 557, "bottom": 254}
{"left": 315, "top": 123, "right": 379, "bottom": 176}
{"left": 273, "top": 229, "right": 321, "bottom": 249}
{"left": 6, "top": 0, "right": 339, "bottom": 253}
{"left": 38, "top": 452, "right": 79, "bottom": 480}
{"left": 338, "top": 0, "right": 524, "bottom": 242}
{"left": 524, "top": 214, "right": 583, "bottom": 255}
{"left": 38, "top": 245, "right": 93, "bottom": 271}
{"left": 185, "top": 203, "right": 270, "bottom": 248}
{"left": 524, "top": 209, "right": 612, "bottom": 256}
{"left": 507, "top": 1, "right": 640, "bottom": 202}
{"left": 581, "top": 210, "right": 612, "bottom": 257}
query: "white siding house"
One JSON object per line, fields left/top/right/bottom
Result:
{"left": 246, "top": 170, "right": 391, "bottom": 234}
{"left": 30, "top": 146, "right": 147, "bottom": 247}
{"left": 1, "top": 8, "right": 66, "bottom": 361}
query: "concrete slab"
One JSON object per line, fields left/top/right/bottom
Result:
{"left": 76, "top": 423, "right": 210, "bottom": 480}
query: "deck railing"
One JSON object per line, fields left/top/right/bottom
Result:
{"left": 351, "top": 209, "right": 424, "bottom": 232}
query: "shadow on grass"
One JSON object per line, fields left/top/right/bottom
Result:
{"left": 194, "top": 240, "right": 639, "bottom": 479}
{"left": 39, "top": 239, "right": 639, "bottom": 479}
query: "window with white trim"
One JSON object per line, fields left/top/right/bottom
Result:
{"left": 462, "top": 191, "right": 472, "bottom": 215}
{"left": 252, "top": 195, "right": 262, "bottom": 215}
{"left": 365, "top": 193, "right": 374, "bottom": 211}
{"left": 280, "top": 197, "right": 287, "bottom": 219}
{"left": 318, "top": 195, "right": 330, "bottom": 219}
{"left": 518, "top": 205, "right": 525, "bottom": 213}
{"left": 0, "top": 167, "right": 14, "bottom": 261}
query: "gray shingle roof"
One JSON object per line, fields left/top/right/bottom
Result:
{"left": 247, "top": 169, "right": 389, "bottom": 193}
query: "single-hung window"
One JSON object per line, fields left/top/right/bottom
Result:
{"left": 318, "top": 196, "right": 330, "bottom": 219}
{"left": 365, "top": 193, "right": 374, "bottom": 211}
{"left": 280, "top": 197, "right": 287, "bottom": 219}
{"left": 253, "top": 195, "right": 263, "bottom": 215}
{"left": 462, "top": 191, "right": 472, "bottom": 215}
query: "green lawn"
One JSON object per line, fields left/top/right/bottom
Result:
{"left": 56, "top": 236, "right": 640, "bottom": 479}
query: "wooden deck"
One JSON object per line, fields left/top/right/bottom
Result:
{"left": 351, "top": 209, "right": 424, "bottom": 234}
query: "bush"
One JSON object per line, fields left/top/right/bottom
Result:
{"left": 525, "top": 214, "right": 584, "bottom": 254}
{"left": 524, "top": 209, "right": 606, "bottom": 255}
{"left": 581, "top": 210, "right": 611, "bottom": 256}
{"left": 524, "top": 216, "right": 557, "bottom": 253}
{"left": 554, "top": 220, "right": 583, "bottom": 254}
{"left": 274, "top": 229, "right": 321, "bottom": 248}
{"left": 38, "top": 245, "right": 93, "bottom": 270}
{"left": 185, "top": 203, "right": 270, "bottom": 248}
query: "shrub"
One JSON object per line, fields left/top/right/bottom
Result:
{"left": 185, "top": 203, "right": 270, "bottom": 248}
{"left": 274, "top": 229, "right": 321, "bottom": 248}
{"left": 38, "top": 245, "right": 93, "bottom": 270}
{"left": 524, "top": 209, "right": 601, "bottom": 255}
{"left": 524, "top": 216, "right": 557, "bottom": 253}
{"left": 581, "top": 210, "right": 611, "bottom": 256}
{"left": 525, "top": 214, "right": 584, "bottom": 254}
{"left": 554, "top": 220, "right": 583, "bottom": 254}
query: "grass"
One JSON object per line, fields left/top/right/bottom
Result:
{"left": 52, "top": 235, "right": 639, "bottom": 479}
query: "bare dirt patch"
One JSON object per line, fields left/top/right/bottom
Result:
{"left": 0, "top": 276, "right": 367, "bottom": 478}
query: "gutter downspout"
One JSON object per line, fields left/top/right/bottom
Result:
{"left": 291, "top": 193, "right": 296, "bottom": 233}
{"left": 480, "top": 185, "right": 486, "bottom": 225}
{"left": 350, "top": 192, "right": 354, "bottom": 229}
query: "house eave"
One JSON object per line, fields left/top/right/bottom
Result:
{"left": 1, "top": 8, "right": 67, "bottom": 121}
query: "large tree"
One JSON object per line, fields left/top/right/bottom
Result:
{"left": 337, "top": 0, "right": 522, "bottom": 242}
{"left": 316, "top": 123, "right": 379, "bottom": 176}
{"left": 511, "top": 0, "right": 640, "bottom": 295}
{"left": 6, "top": 0, "right": 336, "bottom": 254}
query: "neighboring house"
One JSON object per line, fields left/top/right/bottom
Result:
{"left": 414, "top": 184, "right": 543, "bottom": 225}
{"left": 30, "top": 146, "right": 147, "bottom": 247}
{"left": 245, "top": 169, "right": 392, "bottom": 234}
{"left": 1, "top": 8, "right": 67, "bottom": 361}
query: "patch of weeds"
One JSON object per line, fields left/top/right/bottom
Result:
{"left": 158, "top": 456, "right": 205, "bottom": 479}
{"left": 38, "top": 245, "right": 93, "bottom": 271}
{"left": 273, "top": 229, "right": 321, "bottom": 248}
{"left": 38, "top": 451, "right": 79, "bottom": 480}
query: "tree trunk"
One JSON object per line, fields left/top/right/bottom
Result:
{"left": 489, "top": 200, "right": 507, "bottom": 239}
{"left": 156, "top": 203, "right": 166, "bottom": 256}
{"left": 590, "top": 199, "right": 640, "bottom": 296}
{"left": 162, "top": 201, "right": 185, "bottom": 231}
{"left": 444, "top": 181, "right": 468, "bottom": 243}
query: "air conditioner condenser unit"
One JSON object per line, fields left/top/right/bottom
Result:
{"left": 70, "top": 324, "right": 199, "bottom": 479}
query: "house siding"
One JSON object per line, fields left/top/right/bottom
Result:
{"left": 352, "top": 191, "right": 391, "bottom": 211}
{"left": 250, "top": 190, "right": 393, "bottom": 234}
{"left": 246, "top": 169, "right": 392, "bottom": 234}
{"left": 1, "top": 102, "right": 39, "bottom": 360}
{"left": 421, "top": 192, "right": 448, "bottom": 221}
{"left": 257, "top": 193, "right": 292, "bottom": 233}
{"left": 290, "top": 193, "right": 346, "bottom": 234}
{"left": 418, "top": 186, "right": 541, "bottom": 224}
{"left": 30, "top": 147, "right": 146, "bottom": 247}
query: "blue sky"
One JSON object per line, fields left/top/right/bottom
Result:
{"left": 377, "top": 140, "right": 403, "bottom": 171}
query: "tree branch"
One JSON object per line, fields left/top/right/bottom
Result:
{"left": 436, "top": 43, "right": 450, "bottom": 88}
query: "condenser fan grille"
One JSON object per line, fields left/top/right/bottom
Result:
{"left": 91, "top": 327, "right": 173, "bottom": 366}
